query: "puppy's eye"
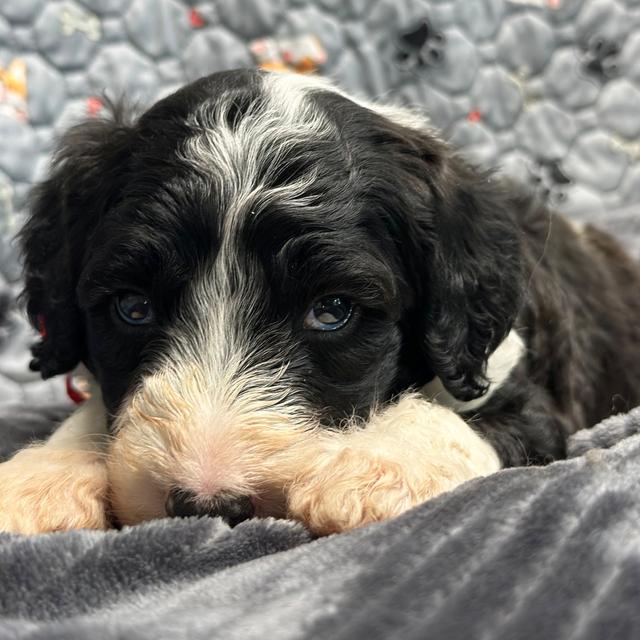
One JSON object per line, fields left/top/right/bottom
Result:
{"left": 115, "top": 293, "right": 154, "bottom": 326}
{"left": 304, "top": 296, "right": 352, "bottom": 331}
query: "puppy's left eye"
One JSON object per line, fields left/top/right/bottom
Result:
{"left": 115, "top": 293, "right": 154, "bottom": 325}
{"left": 304, "top": 296, "right": 352, "bottom": 331}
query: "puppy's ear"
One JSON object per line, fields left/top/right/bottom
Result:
{"left": 419, "top": 155, "right": 523, "bottom": 401}
{"left": 20, "top": 108, "right": 132, "bottom": 378}
{"left": 377, "top": 118, "right": 523, "bottom": 401}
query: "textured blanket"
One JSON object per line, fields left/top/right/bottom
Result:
{"left": 1, "top": 408, "right": 640, "bottom": 639}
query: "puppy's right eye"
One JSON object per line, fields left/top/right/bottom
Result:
{"left": 115, "top": 293, "right": 154, "bottom": 325}
{"left": 304, "top": 296, "right": 352, "bottom": 331}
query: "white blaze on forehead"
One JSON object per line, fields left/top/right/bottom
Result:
{"left": 178, "top": 74, "right": 338, "bottom": 368}
{"left": 179, "top": 71, "right": 435, "bottom": 271}
{"left": 174, "top": 73, "right": 341, "bottom": 422}
{"left": 180, "top": 71, "right": 434, "bottom": 231}
{"left": 180, "top": 71, "right": 335, "bottom": 229}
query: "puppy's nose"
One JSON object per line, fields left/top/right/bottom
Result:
{"left": 165, "top": 489, "right": 254, "bottom": 526}
{"left": 165, "top": 488, "right": 201, "bottom": 518}
{"left": 211, "top": 495, "right": 255, "bottom": 527}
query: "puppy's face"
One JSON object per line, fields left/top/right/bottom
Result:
{"left": 22, "top": 70, "right": 521, "bottom": 523}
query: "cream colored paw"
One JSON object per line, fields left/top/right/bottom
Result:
{"left": 0, "top": 447, "right": 109, "bottom": 535}
{"left": 286, "top": 447, "right": 426, "bottom": 536}
{"left": 285, "top": 394, "right": 501, "bottom": 536}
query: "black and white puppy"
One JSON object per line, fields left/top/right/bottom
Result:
{"left": 1, "top": 70, "right": 639, "bottom": 535}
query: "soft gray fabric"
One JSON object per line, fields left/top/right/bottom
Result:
{"left": 0, "top": 402, "right": 71, "bottom": 462}
{"left": 569, "top": 406, "right": 640, "bottom": 457}
{"left": 1, "top": 410, "right": 640, "bottom": 639}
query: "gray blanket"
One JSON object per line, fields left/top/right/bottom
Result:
{"left": 1, "top": 409, "right": 640, "bottom": 639}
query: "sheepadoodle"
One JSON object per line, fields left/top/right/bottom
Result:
{"left": 1, "top": 70, "right": 639, "bottom": 535}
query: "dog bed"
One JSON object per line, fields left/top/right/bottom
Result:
{"left": 1, "top": 0, "right": 639, "bottom": 637}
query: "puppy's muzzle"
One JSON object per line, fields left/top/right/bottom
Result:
{"left": 165, "top": 488, "right": 255, "bottom": 526}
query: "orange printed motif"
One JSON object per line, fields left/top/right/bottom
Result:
{"left": 250, "top": 35, "right": 327, "bottom": 74}
{"left": 0, "top": 59, "right": 28, "bottom": 121}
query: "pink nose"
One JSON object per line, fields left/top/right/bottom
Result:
{"left": 165, "top": 489, "right": 255, "bottom": 527}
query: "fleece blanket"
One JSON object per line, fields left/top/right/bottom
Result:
{"left": 1, "top": 409, "right": 640, "bottom": 639}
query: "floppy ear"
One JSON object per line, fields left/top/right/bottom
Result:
{"left": 371, "top": 115, "right": 523, "bottom": 402}
{"left": 417, "top": 154, "right": 523, "bottom": 401}
{"left": 20, "top": 108, "right": 132, "bottom": 378}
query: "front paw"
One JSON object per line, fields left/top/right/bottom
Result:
{"left": 285, "top": 395, "right": 501, "bottom": 536}
{"left": 286, "top": 447, "right": 427, "bottom": 536}
{"left": 0, "top": 447, "right": 110, "bottom": 535}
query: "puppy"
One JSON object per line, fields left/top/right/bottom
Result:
{"left": 1, "top": 70, "right": 639, "bottom": 536}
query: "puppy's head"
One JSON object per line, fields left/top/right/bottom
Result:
{"left": 21, "top": 70, "right": 521, "bottom": 523}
